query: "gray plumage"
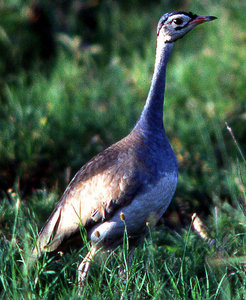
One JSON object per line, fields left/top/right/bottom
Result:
{"left": 32, "top": 12, "right": 216, "bottom": 285}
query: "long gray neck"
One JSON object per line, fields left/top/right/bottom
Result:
{"left": 134, "top": 39, "right": 174, "bottom": 134}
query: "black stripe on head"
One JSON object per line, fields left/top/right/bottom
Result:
{"left": 185, "top": 11, "right": 198, "bottom": 19}
{"left": 157, "top": 11, "right": 198, "bottom": 35}
{"left": 170, "top": 11, "right": 198, "bottom": 19}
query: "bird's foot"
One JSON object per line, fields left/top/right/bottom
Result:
{"left": 77, "top": 245, "right": 97, "bottom": 290}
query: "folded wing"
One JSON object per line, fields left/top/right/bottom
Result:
{"left": 34, "top": 135, "right": 145, "bottom": 255}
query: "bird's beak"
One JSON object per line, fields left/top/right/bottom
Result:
{"left": 189, "top": 15, "right": 217, "bottom": 25}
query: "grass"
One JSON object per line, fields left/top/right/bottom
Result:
{"left": 0, "top": 0, "right": 246, "bottom": 298}
{"left": 0, "top": 190, "right": 245, "bottom": 299}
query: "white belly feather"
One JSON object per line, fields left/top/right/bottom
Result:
{"left": 90, "top": 171, "right": 178, "bottom": 245}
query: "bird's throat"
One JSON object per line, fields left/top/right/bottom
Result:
{"left": 135, "top": 40, "right": 174, "bottom": 135}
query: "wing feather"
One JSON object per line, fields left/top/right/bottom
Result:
{"left": 35, "top": 134, "right": 145, "bottom": 254}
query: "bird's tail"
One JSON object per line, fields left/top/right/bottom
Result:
{"left": 22, "top": 206, "right": 64, "bottom": 277}
{"left": 33, "top": 205, "right": 64, "bottom": 255}
{"left": 31, "top": 199, "right": 82, "bottom": 260}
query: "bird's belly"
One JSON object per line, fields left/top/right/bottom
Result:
{"left": 89, "top": 171, "right": 178, "bottom": 248}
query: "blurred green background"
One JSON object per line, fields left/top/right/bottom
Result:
{"left": 0, "top": 0, "right": 245, "bottom": 298}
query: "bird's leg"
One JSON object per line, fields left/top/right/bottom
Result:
{"left": 128, "top": 248, "right": 134, "bottom": 267}
{"left": 78, "top": 245, "right": 97, "bottom": 287}
{"left": 118, "top": 248, "right": 135, "bottom": 300}
{"left": 118, "top": 248, "right": 135, "bottom": 284}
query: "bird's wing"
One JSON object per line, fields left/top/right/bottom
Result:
{"left": 35, "top": 137, "right": 146, "bottom": 253}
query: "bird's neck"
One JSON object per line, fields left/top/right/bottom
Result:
{"left": 134, "top": 37, "right": 174, "bottom": 135}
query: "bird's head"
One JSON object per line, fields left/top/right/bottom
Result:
{"left": 157, "top": 11, "right": 217, "bottom": 43}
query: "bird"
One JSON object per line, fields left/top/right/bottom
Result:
{"left": 32, "top": 11, "right": 216, "bottom": 285}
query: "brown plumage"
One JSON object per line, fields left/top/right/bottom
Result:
{"left": 34, "top": 132, "right": 145, "bottom": 254}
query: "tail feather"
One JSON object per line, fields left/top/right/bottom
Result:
{"left": 33, "top": 206, "right": 63, "bottom": 255}
{"left": 33, "top": 201, "right": 82, "bottom": 256}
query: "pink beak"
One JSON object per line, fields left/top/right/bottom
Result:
{"left": 190, "top": 15, "right": 217, "bottom": 25}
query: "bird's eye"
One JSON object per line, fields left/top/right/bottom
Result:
{"left": 173, "top": 18, "right": 183, "bottom": 25}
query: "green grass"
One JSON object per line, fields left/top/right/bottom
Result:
{"left": 0, "top": 0, "right": 246, "bottom": 298}
{"left": 0, "top": 190, "right": 245, "bottom": 299}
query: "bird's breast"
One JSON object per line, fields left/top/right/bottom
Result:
{"left": 130, "top": 169, "right": 178, "bottom": 223}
